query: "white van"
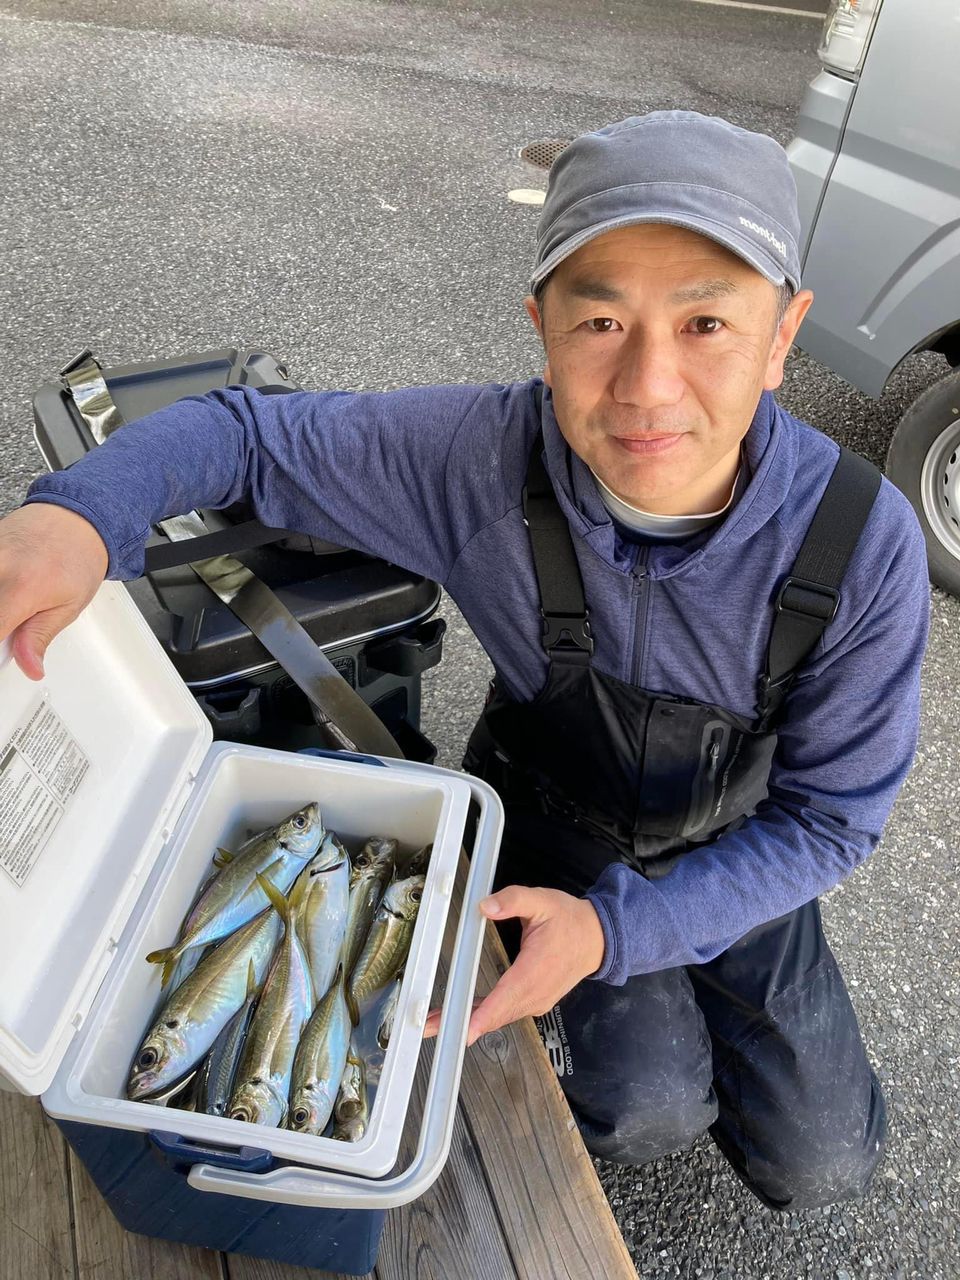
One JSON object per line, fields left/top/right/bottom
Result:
{"left": 787, "top": 0, "right": 960, "bottom": 596}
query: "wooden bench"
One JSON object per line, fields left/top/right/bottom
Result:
{"left": 1, "top": 865, "right": 637, "bottom": 1280}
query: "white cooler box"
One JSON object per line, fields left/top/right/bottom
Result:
{"left": 0, "top": 581, "right": 503, "bottom": 1274}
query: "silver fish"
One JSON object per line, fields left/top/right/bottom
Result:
{"left": 228, "top": 872, "right": 314, "bottom": 1127}
{"left": 194, "top": 959, "right": 261, "bottom": 1116}
{"left": 333, "top": 1040, "right": 369, "bottom": 1142}
{"left": 288, "top": 965, "right": 351, "bottom": 1136}
{"left": 293, "top": 832, "right": 351, "bottom": 1002}
{"left": 127, "top": 906, "right": 282, "bottom": 1101}
{"left": 347, "top": 875, "right": 424, "bottom": 1025}
{"left": 146, "top": 803, "right": 323, "bottom": 986}
{"left": 342, "top": 837, "right": 396, "bottom": 980}
{"left": 376, "top": 973, "right": 404, "bottom": 1051}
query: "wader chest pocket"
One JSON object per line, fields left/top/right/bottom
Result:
{"left": 636, "top": 703, "right": 739, "bottom": 839}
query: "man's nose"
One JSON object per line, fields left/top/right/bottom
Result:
{"left": 611, "top": 331, "right": 685, "bottom": 408}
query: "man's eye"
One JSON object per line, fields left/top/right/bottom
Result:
{"left": 586, "top": 317, "right": 619, "bottom": 333}
{"left": 686, "top": 316, "right": 724, "bottom": 335}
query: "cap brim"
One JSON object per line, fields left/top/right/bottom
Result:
{"left": 530, "top": 213, "right": 792, "bottom": 291}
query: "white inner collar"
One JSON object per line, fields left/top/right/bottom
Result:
{"left": 591, "top": 465, "right": 742, "bottom": 541}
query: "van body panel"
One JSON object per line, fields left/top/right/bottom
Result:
{"left": 789, "top": 0, "right": 960, "bottom": 396}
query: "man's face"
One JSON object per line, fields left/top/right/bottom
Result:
{"left": 526, "top": 224, "right": 812, "bottom": 515}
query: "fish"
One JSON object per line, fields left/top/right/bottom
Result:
{"left": 403, "top": 843, "right": 432, "bottom": 878}
{"left": 347, "top": 875, "right": 424, "bottom": 1025}
{"left": 194, "top": 959, "right": 261, "bottom": 1117}
{"left": 293, "top": 832, "right": 351, "bottom": 1002}
{"left": 332, "top": 1040, "right": 369, "bottom": 1142}
{"left": 342, "top": 837, "right": 397, "bottom": 981}
{"left": 127, "top": 906, "right": 282, "bottom": 1101}
{"left": 376, "top": 973, "right": 404, "bottom": 1051}
{"left": 146, "top": 803, "right": 323, "bottom": 986}
{"left": 228, "top": 872, "right": 315, "bottom": 1128}
{"left": 288, "top": 964, "right": 351, "bottom": 1136}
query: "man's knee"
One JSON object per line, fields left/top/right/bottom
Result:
{"left": 577, "top": 1076, "right": 719, "bottom": 1167}
{"left": 724, "top": 1076, "right": 888, "bottom": 1212}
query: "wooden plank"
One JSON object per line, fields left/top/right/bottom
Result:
{"left": 437, "top": 860, "right": 638, "bottom": 1280}
{"left": 375, "top": 1040, "right": 516, "bottom": 1280}
{"left": 0, "top": 1092, "right": 75, "bottom": 1280}
{"left": 68, "top": 1144, "right": 225, "bottom": 1280}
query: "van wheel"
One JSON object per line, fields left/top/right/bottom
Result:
{"left": 886, "top": 369, "right": 960, "bottom": 597}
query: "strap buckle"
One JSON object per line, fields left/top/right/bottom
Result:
{"left": 775, "top": 576, "right": 840, "bottom": 625}
{"left": 541, "top": 611, "right": 594, "bottom": 658}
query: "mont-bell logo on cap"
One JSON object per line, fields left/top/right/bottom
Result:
{"left": 738, "top": 216, "right": 786, "bottom": 259}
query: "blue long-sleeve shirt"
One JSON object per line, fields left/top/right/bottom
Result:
{"left": 24, "top": 378, "right": 930, "bottom": 984}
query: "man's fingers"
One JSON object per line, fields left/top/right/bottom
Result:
{"left": 480, "top": 883, "right": 544, "bottom": 923}
{"left": 11, "top": 607, "right": 76, "bottom": 680}
{"left": 465, "top": 956, "right": 539, "bottom": 1045}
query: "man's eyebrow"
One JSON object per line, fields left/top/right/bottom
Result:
{"left": 559, "top": 277, "right": 741, "bottom": 305}
{"left": 563, "top": 278, "right": 625, "bottom": 303}
{"left": 668, "top": 279, "right": 739, "bottom": 305}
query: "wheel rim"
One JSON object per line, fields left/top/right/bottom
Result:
{"left": 920, "top": 415, "right": 960, "bottom": 560}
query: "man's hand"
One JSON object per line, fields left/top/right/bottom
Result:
{"left": 0, "top": 504, "right": 109, "bottom": 679}
{"left": 422, "top": 885, "right": 606, "bottom": 1046}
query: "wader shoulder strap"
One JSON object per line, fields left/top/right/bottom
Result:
{"left": 524, "top": 384, "right": 594, "bottom": 661}
{"left": 758, "top": 446, "right": 881, "bottom": 724}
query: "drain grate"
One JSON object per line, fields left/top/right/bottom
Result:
{"left": 520, "top": 139, "right": 572, "bottom": 171}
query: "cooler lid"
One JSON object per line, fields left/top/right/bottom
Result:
{"left": 0, "top": 582, "right": 211, "bottom": 1095}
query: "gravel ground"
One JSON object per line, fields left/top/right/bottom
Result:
{"left": 1, "top": 2, "right": 957, "bottom": 1277}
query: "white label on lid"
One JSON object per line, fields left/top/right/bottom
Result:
{"left": 0, "top": 696, "right": 90, "bottom": 887}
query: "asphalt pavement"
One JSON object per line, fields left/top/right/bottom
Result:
{"left": 1, "top": 2, "right": 957, "bottom": 1277}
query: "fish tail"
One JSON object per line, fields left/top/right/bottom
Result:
{"left": 145, "top": 945, "right": 182, "bottom": 988}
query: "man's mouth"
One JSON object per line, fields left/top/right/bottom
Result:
{"left": 612, "top": 433, "right": 685, "bottom": 456}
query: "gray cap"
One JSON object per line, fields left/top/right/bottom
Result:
{"left": 531, "top": 111, "right": 802, "bottom": 294}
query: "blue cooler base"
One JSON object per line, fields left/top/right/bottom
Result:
{"left": 54, "top": 1118, "right": 386, "bottom": 1274}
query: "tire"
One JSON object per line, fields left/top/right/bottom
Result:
{"left": 886, "top": 368, "right": 960, "bottom": 597}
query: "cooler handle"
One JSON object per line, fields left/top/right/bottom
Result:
{"left": 149, "top": 1130, "right": 273, "bottom": 1173}
{"left": 187, "top": 767, "right": 503, "bottom": 1209}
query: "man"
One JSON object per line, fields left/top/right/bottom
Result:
{"left": 0, "top": 112, "right": 929, "bottom": 1211}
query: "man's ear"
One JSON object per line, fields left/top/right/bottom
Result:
{"left": 524, "top": 294, "right": 552, "bottom": 387}
{"left": 524, "top": 294, "right": 543, "bottom": 340}
{"left": 763, "top": 288, "right": 814, "bottom": 391}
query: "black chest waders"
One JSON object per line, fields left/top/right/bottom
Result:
{"left": 464, "top": 389, "right": 882, "bottom": 879}
{"left": 463, "top": 390, "right": 891, "bottom": 1212}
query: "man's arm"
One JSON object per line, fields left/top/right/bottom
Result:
{"left": 23, "top": 382, "right": 490, "bottom": 584}
{"left": 585, "top": 486, "right": 931, "bottom": 985}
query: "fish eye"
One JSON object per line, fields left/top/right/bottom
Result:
{"left": 294, "top": 815, "right": 306, "bottom": 829}
{"left": 293, "top": 1107, "right": 310, "bottom": 1126}
{"left": 136, "top": 1047, "right": 158, "bottom": 1070}
{"left": 411, "top": 888, "right": 422, "bottom": 902}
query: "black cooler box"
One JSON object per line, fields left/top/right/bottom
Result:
{"left": 32, "top": 348, "right": 444, "bottom": 760}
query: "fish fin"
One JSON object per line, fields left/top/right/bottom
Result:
{"left": 245, "top": 957, "right": 258, "bottom": 999}
{"left": 256, "top": 871, "right": 290, "bottom": 924}
{"left": 213, "top": 846, "right": 235, "bottom": 867}
{"left": 287, "top": 865, "right": 312, "bottom": 920}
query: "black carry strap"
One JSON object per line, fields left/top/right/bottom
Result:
{"left": 523, "top": 384, "right": 594, "bottom": 661}
{"left": 143, "top": 520, "right": 290, "bottom": 572}
{"left": 758, "top": 446, "right": 881, "bottom": 723}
